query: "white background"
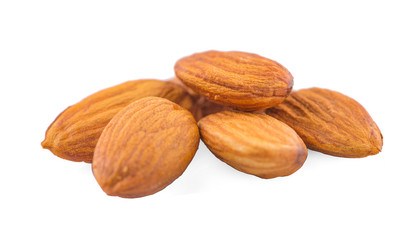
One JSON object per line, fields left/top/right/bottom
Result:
{"left": 1, "top": 0, "right": 417, "bottom": 239}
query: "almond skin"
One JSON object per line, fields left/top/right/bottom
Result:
{"left": 198, "top": 111, "right": 307, "bottom": 178}
{"left": 41, "top": 79, "right": 194, "bottom": 163}
{"left": 92, "top": 97, "right": 199, "bottom": 198}
{"left": 174, "top": 50, "right": 293, "bottom": 111}
{"left": 266, "top": 88, "right": 383, "bottom": 158}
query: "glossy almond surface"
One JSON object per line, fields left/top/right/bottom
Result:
{"left": 93, "top": 97, "right": 199, "bottom": 198}
{"left": 174, "top": 50, "right": 293, "bottom": 111}
{"left": 41, "top": 79, "right": 194, "bottom": 163}
{"left": 198, "top": 111, "right": 307, "bottom": 178}
{"left": 266, "top": 88, "right": 383, "bottom": 158}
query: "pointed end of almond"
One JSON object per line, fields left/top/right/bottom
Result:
{"left": 374, "top": 140, "right": 383, "bottom": 154}
{"left": 366, "top": 127, "right": 383, "bottom": 156}
{"left": 374, "top": 131, "right": 383, "bottom": 153}
{"left": 376, "top": 141, "right": 383, "bottom": 152}
{"left": 41, "top": 139, "right": 52, "bottom": 150}
{"left": 378, "top": 132, "right": 383, "bottom": 152}
{"left": 368, "top": 143, "right": 382, "bottom": 157}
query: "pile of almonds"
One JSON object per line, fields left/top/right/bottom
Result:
{"left": 41, "top": 50, "right": 383, "bottom": 198}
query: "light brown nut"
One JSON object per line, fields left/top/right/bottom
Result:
{"left": 174, "top": 50, "right": 293, "bottom": 111}
{"left": 92, "top": 97, "right": 199, "bottom": 198}
{"left": 198, "top": 111, "right": 307, "bottom": 178}
{"left": 41, "top": 79, "right": 194, "bottom": 163}
{"left": 266, "top": 87, "right": 383, "bottom": 158}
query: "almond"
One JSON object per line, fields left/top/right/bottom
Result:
{"left": 92, "top": 97, "right": 199, "bottom": 198}
{"left": 198, "top": 111, "right": 307, "bottom": 178}
{"left": 41, "top": 79, "right": 194, "bottom": 163}
{"left": 174, "top": 50, "right": 293, "bottom": 111}
{"left": 266, "top": 87, "right": 383, "bottom": 158}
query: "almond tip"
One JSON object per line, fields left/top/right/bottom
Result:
{"left": 41, "top": 139, "right": 51, "bottom": 149}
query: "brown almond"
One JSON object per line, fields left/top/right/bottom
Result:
{"left": 266, "top": 87, "right": 383, "bottom": 158}
{"left": 92, "top": 97, "right": 199, "bottom": 198}
{"left": 198, "top": 111, "right": 307, "bottom": 178}
{"left": 174, "top": 50, "right": 293, "bottom": 111}
{"left": 41, "top": 79, "right": 194, "bottom": 163}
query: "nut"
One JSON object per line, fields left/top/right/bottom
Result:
{"left": 198, "top": 111, "right": 307, "bottom": 178}
{"left": 41, "top": 79, "right": 194, "bottom": 163}
{"left": 92, "top": 97, "right": 200, "bottom": 198}
{"left": 266, "top": 87, "right": 383, "bottom": 158}
{"left": 174, "top": 50, "right": 293, "bottom": 111}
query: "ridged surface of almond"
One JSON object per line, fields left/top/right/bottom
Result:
{"left": 93, "top": 97, "right": 199, "bottom": 198}
{"left": 266, "top": 88, "right": 383, "bottom": 158}
{"left": 174, "top": 50, "right": 294, "bottom": 111}
{"left": 198, "top": 111, "right": 307, "bottom": 178}
{"left": 41, "top": 80, "right": 194, "bottom": 163}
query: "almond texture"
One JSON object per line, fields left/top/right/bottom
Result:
{"left": 92, "top": 97, "right": 200, "bottom": 198}
{"left": 266, "top": 87, "right": 383, "bottom": 158}
{"left": 174, "top": 50, "right": 293, "bottom": 111}
{"left": 41, "top": 79, "right": 194, "bottom": 163}
{"left": 198, "top": 111, "right": 307, "bottom": 178}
